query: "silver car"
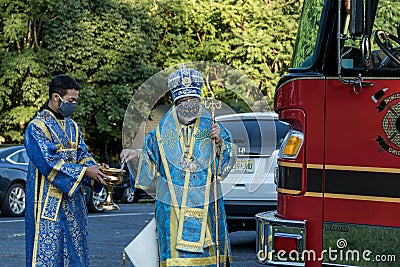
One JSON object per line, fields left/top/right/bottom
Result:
{"left": 217, "top": 112, "right": 290, "bottom": 232}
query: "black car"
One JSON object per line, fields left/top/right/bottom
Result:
{"left": 0, "top": 145, "right": 133, "bottom": 216}
{"left": 0, "top": 145, "right": 28, "bottom": 217}
{"left": 111, "top": 164, "right": 136, "bottom": 204}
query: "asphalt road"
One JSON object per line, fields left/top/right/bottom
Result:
{"left": 0, "top": 201, "right": 263, "bottom": 266}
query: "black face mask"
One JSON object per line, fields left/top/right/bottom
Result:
{"left": 57, "top": 94, "right": 77, "bottom": 117}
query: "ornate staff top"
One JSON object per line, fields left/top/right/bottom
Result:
{"left": 204, "top": 97, "right": 222, "bottom": 121}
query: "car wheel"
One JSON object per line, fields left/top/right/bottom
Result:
{"left": 121, "top": 187, "right": 135, "bottom": 203}
{"left": 1, "top": 183, "right": 25, "bottom": 217}
{"left": 131, "top": 191, "right": 142, "bottom": 203}
{"left": 87, "top": 187, "right": 106, "bottom": 213}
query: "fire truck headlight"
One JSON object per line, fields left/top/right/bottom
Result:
{"left": 279, "top": 130, "right": 303, "bottom": 159}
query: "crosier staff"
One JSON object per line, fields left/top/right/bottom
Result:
{"left": 204, "top": 97, "right": 222, "bottom": 266}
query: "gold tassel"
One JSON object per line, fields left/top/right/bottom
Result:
{"left": 122, "top": 251, "right": 126, "bottom": 266}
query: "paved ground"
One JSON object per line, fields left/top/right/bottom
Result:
{"left": 0, "top": 202, "right": 263, "bottom": 266}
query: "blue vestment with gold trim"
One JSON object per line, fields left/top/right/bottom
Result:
{"left": 134, "top": 106, "right": 237, "bottom": 267}
{"left": 24, "top": 109, "right": 102, "bottom": 267}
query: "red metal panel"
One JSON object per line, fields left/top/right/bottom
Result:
{"left": 275, "top": 78, "right": 326, "bottom": 266}
{"left": 275, "top": 79, "right": 326, "bottom": 165}
{"left": 324, "top": 78, "right": 400, "bottom": 226}
{"left": 324, "top": 197, "right": 400, "bottom": 227}
{"left": 324, "top": 79, "right": 400, "bottom": 168}
{"left": 278, "top": 194, "right": 324, "bottom": 267}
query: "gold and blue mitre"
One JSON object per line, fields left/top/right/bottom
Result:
{"left": 168, "top": 66, "right": 204, "bottom": 103}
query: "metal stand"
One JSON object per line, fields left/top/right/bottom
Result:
{"left": 204, "top": 97, "right": 222, "bottom": 266}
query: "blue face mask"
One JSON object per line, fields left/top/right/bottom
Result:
{"left": 176, "top": 98, "right": 200, "bottom": 125}
{"left": 57, "top": 94, "right": 77, "bottom": 117}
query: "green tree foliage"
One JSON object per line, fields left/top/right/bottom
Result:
{"left": 0, "top": 0, "right": 159, "bottom": 160}
{"left": 0, "top": 0, "right": 302, "bottom": 160}
{"left": 153, "top": 0, "right": 301, "bottom": 105}
{"left": 40, "top": 0, "right": 160, "bottom": 160}
{"left": 0, "top": 0, "right": 49, "bottom": 142}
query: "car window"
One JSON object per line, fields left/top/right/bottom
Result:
{"left": 220, "top": 119, "right": 290, "bottom": 155}
{"left": 7, "top": 149, "right": 29, "bottom": 165}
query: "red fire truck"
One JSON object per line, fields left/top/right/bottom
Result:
{"left": 256, "top": 0, "right": 400, "bottom": 266}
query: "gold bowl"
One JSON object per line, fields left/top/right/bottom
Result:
{"left": 99, "top": 167, "right": 126, "bottom": 211}
{"left": 102, "top": 167, "right": 125, "bottom": 184}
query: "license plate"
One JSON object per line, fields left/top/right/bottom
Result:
{"left": 231, "top": 159, "right": 255, "bottom": 174}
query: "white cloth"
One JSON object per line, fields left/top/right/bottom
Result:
{"left": 124, "top": 218, "right": 159, "bottom": 267}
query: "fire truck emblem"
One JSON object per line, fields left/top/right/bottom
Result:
{"left": 372, "top": 88, "right": 400, "bottom": 157}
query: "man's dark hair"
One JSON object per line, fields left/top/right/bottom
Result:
{"left": 48, "top": 74, "right": 80, "bottom": 99}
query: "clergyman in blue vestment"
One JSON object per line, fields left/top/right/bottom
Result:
{"left": 121, "top": 67, "right": 237, "bottom": 266}
{"left": 24, "top": 74, "right": 109, "bottom": 267}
